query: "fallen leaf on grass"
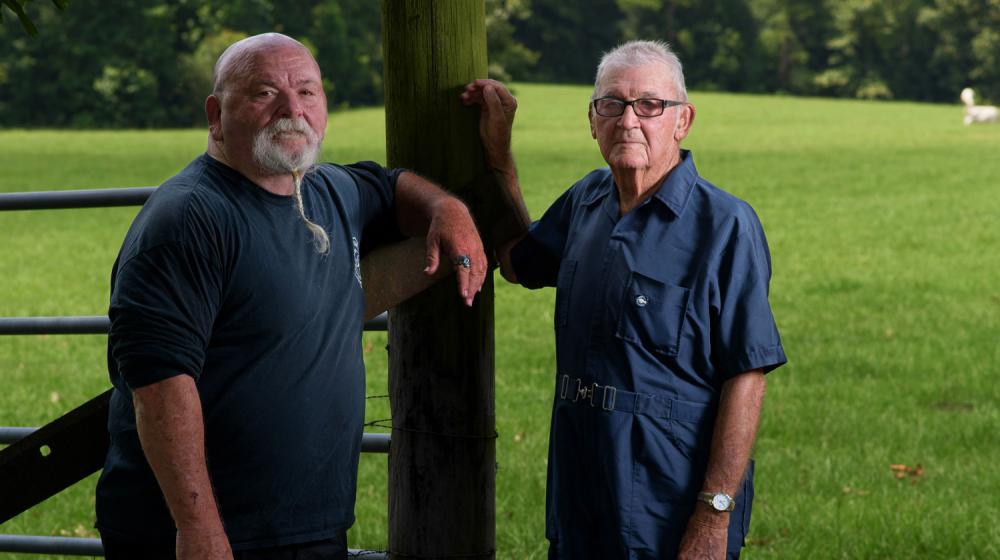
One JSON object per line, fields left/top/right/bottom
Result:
{"left": 890, "top": 463, "right": 924, "bottom": 480}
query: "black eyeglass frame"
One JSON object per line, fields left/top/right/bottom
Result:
{"left": 591, "top": 96, "right": 686, "bottom": 118}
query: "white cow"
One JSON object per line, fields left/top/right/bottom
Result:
{"left": 961, "top": 87, "right": 999, "bottom": 125}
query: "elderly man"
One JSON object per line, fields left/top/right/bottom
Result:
{"left": 95, "top": 33, "right": 486, "bottom": 559}
{"left": 462, "top": 40, "right": 786, "bottom": 559}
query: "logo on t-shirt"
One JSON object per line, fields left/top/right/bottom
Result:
{"left": 352, "top": 236, "right": 362, "bottom": 287}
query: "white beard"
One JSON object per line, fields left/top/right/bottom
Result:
{"left": 251, "top": 117, "right": 322, "bottom": 174}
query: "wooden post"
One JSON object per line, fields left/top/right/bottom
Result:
{"left": 381, "top": 2, "right": 495, "bottom": 559}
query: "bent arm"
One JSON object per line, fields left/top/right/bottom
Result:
{"left": 133, "top": 375, "right": 232, "bottom": 559}
{"left": 459, "top": 79, "right": 530, "bottom": 283}
{"left": 491, "top": 155, "right": 530, "bottom": 284}
{"left": 393, "top": 172, "right": 487, "bottom": 307}
{"left": 393, "top": 172, "right": 470, "bottom": 238}
{"left": 361, "top": 236, "right": 449, "bottom": 320}
{"left": 679, "top": 369, "right": 766, "bottom": 559}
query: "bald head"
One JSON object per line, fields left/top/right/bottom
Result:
{"left": 212, "top": 33, "right": 319, "bottom": 98}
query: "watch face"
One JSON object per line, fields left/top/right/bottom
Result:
{"left": 712, "top": 494, "right": 731, "bottom": 511}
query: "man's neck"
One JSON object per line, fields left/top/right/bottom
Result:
{"left": 613, "top": 148, "right": 684, "bottom": 215}
{"left": 206, "top": 143, "right": 296, "bottom": 196}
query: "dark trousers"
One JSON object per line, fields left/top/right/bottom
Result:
{"left": 100, "top": 531, "right": 348, "bottom": 560}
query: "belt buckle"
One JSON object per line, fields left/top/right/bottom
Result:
{"left": 601, "top": 385, "right": 617, "bottom": 411}
{"left": 573, "top": 379, "right": 592, "bottom": 403}
{"left": 588, "top": 383, "right": 602, "bottom": 407}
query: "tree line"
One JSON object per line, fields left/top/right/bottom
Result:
{"left": 2, "top": 0, "right": 998, "bottom": 128}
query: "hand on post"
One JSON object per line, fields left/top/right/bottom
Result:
{"left": 460, "top": 79, "right": 517, "bottom": 170}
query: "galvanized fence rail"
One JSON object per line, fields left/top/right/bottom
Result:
{"left": 0, "top": 313, "right": 388, "bottom": 335}
{"left": 1, "top": 186, "right": 391, "bottom": 558}
{"left": 0, "top": 187, "right": 157, "bottom": 211}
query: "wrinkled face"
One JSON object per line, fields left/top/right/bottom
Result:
{"left": 589, "top": 63, "right": 693, "bottom": 180}
{"left": 210, "top": 44, "right": 327, "bottom": 175}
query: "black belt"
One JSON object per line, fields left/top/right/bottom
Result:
{"left": 558, "top": 375, "right": 712, "bottom": 422}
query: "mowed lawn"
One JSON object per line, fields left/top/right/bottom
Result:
{"left": 2, "top": 83, "right": 999, "bottom": 559}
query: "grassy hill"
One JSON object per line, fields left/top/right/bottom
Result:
{"left": 2, "top": 83, "right": 999, "bottom": 558}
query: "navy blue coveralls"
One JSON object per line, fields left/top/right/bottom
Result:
{"left": 510, "top": 151, "right": 787, "bottom": 559}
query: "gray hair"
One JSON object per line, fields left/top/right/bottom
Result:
{"left": 212, "top": 33, "right": 313, "bottom": 98}
{"left": 593, "top": 40, "right": 687, "bottom": 101}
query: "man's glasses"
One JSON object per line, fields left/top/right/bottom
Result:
{"left": 592, "top": 96, "right": 685, "bottom": 118}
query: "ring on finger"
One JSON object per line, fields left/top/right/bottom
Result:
{"left": 452, "top": 254, "right": 472, "bottom": 269}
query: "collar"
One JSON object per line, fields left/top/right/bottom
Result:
{"left": 648, "top": 149, "right": 698, "bottom": 217}
{"left": 581, "top": 149, "right": 698, "bottom": 218}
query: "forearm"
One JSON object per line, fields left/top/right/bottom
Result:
{"left": 488, "top": 151, "right": 529, "bottom": 227}
{"left": 702, "top": 370, "right": 766, "bottom": 495}
{"left": 488, "top": 153, "right": 530, "bottom": 283}
{"left": 393, "top": 171, "right": 468, "bottom": 237}
{"left": 696, "top": 370, "right": 766, "bottom": 524}
{"left": 361, "top": 237, "right": 449, "bottom": 320}
{"left": 678, "top": 370, "right": 766, "bottom": 558}
{"left": 133, "top": 375, "right": 226, "bottom": 535}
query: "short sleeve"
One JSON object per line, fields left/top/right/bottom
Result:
{"left": 345, "top": 161, "right": 405, "bottom": 256}
{"left": 510, "top": 187, "right": 575, "bottom": 289}
{"left": 108, "top": 243, "right": 224, "bottom": 390}
{"left": 711, "top": 206, "right": 787, "bottom": 378}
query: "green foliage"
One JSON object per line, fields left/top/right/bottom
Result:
{"left": 486, "top": 0, "right": 539, "bottom": 82}
{"left": 0, "top": 0, "right": 67, "bottom": 36}
{"left": 7, "top": 1, "right": 1000, "bottom": 127}
{"left": 0, "top": 0, "right": 386, "bottom": 127}
{"left": 0, "top": 0, "right": 210, "bottom": 127}
{"left": 510, "top": 0, "right": 624, "bottom": 84}
{"left": 310, "top": 0, "right": 383, "bottom": 107}
{"left": 176, "top": 29, "right": 249, "bottom": 121}
{"left": 615, "top": 0, "right": 765, "bottom": 92}
{"left": 3, "top": 85, "right": 1000, "bottom": 557}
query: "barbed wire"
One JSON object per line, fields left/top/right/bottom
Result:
{"left": 365, "top": 418, "right": 497, "bottom": 441}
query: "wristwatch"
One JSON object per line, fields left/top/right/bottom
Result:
{"left": 697, "top": 491, "right": 735, "bottom": 512}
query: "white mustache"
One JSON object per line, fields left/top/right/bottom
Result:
{"left": 265, "top": 118, "right": 318, "bottom": 141}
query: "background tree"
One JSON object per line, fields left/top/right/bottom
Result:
{"left": 510, "top": 0, "right": 623, "bottom": 84}
{"left": 616, "top": 0, "right": 765, "bottom": 92}
{"left": 485, "top": 0, "right": 539, "bottom": 82}
{"left": 3, "top": 0, "right": 1000, "bottom": 128}
{"left": 1, "top": 0, "right": 67, "bottom": 36}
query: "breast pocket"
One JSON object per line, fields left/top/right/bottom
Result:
{"left": 615, "top": 270, "right": 690, "bottom": 356}
{"left": 555, "top": 260, "right": 577, "bottom": 328}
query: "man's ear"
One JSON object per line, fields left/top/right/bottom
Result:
{"left": 588, "top": 105, "right": 597, "bottom": 139}
{"left": 674, "top": 102, "right": 696, "bottom": 141}
{"left": 206, "top": 95, "right": 223, "bottom": 142}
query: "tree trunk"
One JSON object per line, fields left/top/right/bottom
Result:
{"left": 381, "top": 2, "right": 495, "bottom": 559}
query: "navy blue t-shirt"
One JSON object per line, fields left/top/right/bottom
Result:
{"left": 96, "top": 154, "right": 400, "bottom": 549}
{"left": 511, "top": 151, "right": 786, "bottom": 559}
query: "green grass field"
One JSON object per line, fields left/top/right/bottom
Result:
{"left": 2, "top": 83, "right": 999, "bottom": 559}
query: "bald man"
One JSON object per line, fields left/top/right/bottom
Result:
{"left": 95, "top": 33, "right": 486, "bottom": 559}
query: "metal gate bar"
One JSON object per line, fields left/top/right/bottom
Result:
{"left": 0, "top": 187, "right": 157, "bottom": 211}
{"left": 0, "top": 535, "right": 388, "bottom": 558}
{"left": 0, "top": 428, "right": 391, "bottom": 453}
{"left": 0, "top": 313, "right": 389, "bottom": 334}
